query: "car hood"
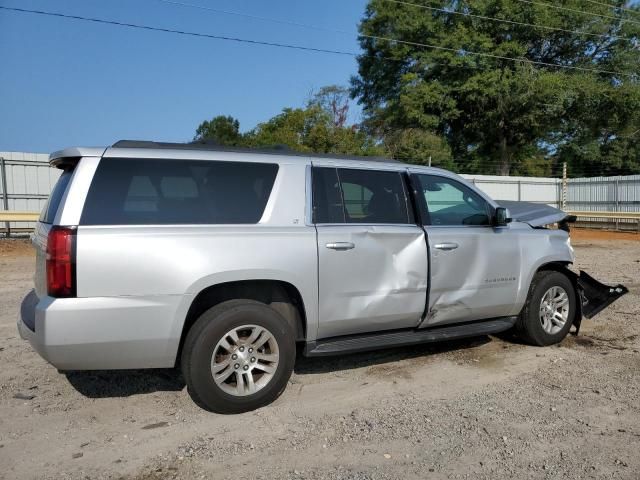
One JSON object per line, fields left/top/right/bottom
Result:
{"left": 496, "top": 200, "right": 572, "bottom": 227}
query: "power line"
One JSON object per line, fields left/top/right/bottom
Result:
{"left": 159, "top": 0, "right": 629, "bottom": 42}
{"left": 0, "top": 5, "right": 635, "bottom": 78}
{"left": 382, "top": 0, "right": 632, "bottom": 40}
{"left": 581, "top": 0, "right": 640, "bottom": 16}
{"left": 515, "top": 0, "right": 640, "bottom": 27}
{"left": 153, "top": 0, "right": 341, "bottom": 34}
{"left": 0, "top": 6, "right": 356, "bottom": 57}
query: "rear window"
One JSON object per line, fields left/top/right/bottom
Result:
{"left": 39, "top": 168, "right": 74, "bottom": 224}
{"left": 80, "top": 158, "right": 279, "bottom": 225}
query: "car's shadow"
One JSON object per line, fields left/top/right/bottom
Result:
{"left": 64, "top": 335, "right": 494, "bottom": 398}
{"left": 294, "top": 335, "right": 492, "bottom": 375}
{"left": 64, "top": 369, "right": 185, "bottom": 398}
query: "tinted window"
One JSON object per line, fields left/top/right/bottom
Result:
{"left": 312, "top": 167, "right": 345, "bottom": 223}
{"left": 416, "top": 174, "right": 491, "bottom": 226}
{"left": 80, "top": 158, "right": 278, "bottom": 225}
{"left": 312, "top": 167, "right": 410, "bottom": 225}
{"left": 40, "top": 168, "right": 74, "bottom": 224}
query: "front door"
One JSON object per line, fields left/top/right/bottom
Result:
{"left": 411, "top": 173, "right": 521, "bottom": 327}
{"left": 313, "top": 166, "right": 428, "bottom": 339}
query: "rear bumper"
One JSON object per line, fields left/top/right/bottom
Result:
{"left": 17, "top": 289, "right": 186, "bottom": 370}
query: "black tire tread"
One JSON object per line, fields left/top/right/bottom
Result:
{"left": 180, "top": 299, "right": 295, "bottom": 414}
{"left": 515, "top": 270, "right": 575, "bottom": 346}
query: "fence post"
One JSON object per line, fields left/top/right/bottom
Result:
{"left": 561, "top": 162, "right": 567, "bottom": 211}
{"left": 0, "top": 157, "right": 10, "bottom": 238}
{"left": 615, "top": 178, "right": 620, "bottom": 231}
{"left": 517, "top": 180, "right": 521, "bottom": 201}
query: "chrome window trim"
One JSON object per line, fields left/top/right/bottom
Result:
{"left": 314, "top": 223, "right": 421, "bottom": 228}
{"left": 305, "top": 164, "right": 313, "bottom": 226}
{"left": 425, "top": 224, "right": 497, "bottom": 229}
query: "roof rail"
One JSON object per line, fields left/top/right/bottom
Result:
{"left": 110, "top": 140, "right": 401, "bottom": 163}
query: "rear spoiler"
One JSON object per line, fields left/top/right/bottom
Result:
{"left": 49, "top": 147, "right": 106, "bottom": 168}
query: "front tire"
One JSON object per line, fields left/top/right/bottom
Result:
{"left": 181, "top": 299, "right": 296, "bottom": 414}
{"left": 515, "top": 271, "right": 576, "bottom": 346}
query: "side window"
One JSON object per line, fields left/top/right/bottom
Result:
{"left": 312, "top": 167, "right": 345, "bottom": 223}
{"left": 337, "top": 168, "right": 410, "bottom": 224}
{"left": 40, "top": 168, "right": 74, "bottom": 224}
{"left": 80, "top": 158, "right": 278, "bottom": 225}
{"left": 416, "top": 174, "right": 491, "bottom": 226}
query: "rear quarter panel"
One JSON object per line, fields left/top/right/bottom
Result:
{"left": 75, "top": 225, "right": 318, "bottom": 362}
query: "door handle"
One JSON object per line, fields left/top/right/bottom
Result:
{"left": 434, "top": 242, "right": 459, "bottom": 251}
{"left": 326, "top": 242, "right": 355, "bottom": 251}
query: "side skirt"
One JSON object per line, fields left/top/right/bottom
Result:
{"left": 304, "top": 316, "right": 518, "bottom": 357}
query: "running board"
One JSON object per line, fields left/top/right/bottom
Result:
{"left": 304, "top": 316, "right": 518, "bottom": 357}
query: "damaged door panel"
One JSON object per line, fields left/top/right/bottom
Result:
{"left": 410, "top": 173, "right": 521, "bottom": 327}
{"left": 421, "top": 226, "right": 520, "bottom": 327}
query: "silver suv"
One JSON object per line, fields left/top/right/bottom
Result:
{"left": 18, "top": 141, "right": 627, "bottom": 413}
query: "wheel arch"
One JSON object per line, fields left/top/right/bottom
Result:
{"left": 530, "top": 261, "right": 583, "bottom": 333}
{"left": 175, "top": 279, "right": 308, "bottom": 366}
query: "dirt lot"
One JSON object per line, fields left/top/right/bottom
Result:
{"left": 0, "top": 232, "right": 639, "bottom": 480}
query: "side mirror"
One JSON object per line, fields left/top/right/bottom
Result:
{"left": 493, "top": 207, "right": 511, "bottom": 227}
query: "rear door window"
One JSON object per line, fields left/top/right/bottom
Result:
{"left": 337, "top": 168, "right": 410, "bottom": 224}
{"left": 312, "top": 167, "right": 411, "bottom": 224}
{"left": 312, "top": 167, "right": 345, "bottom": 223}
{"left": 39, "top": 168, "right": 74, "bottom": 224}
{"left": 80, "top": 158, "right": 278, "bottom": 225}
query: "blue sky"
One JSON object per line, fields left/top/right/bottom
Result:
{"left": 0, "top": 0, "right": 368, "bottom": 152}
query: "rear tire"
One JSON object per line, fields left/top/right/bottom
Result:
{"left": 181, "top": 299, "right": 295, "bottom": 414}
{"left": 515, "top": 271, "right": 576, "bottom": 346}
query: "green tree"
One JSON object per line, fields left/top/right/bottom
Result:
{"left": 352, "top": 0, "right": 640, "bottom": 175}
{"left": 385, "top": 128, "right": 454, "bottom": 169}
{"left": 194, "top": 115, "right": 242, "bottom": 146}
{"left": 308, "top": 85, "right": 351, "bottom": 127}
{"left": 245, "top": 106, "right": 384, "bottom": 156}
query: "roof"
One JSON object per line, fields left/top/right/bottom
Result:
{"left": 110, "top": 140, "right": 403, "bottom": 164}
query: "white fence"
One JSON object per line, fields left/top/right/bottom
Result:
{"left": 0, "top": 152, "right": 61, "bottom": 233}
{"left": 462, "top": 174, "right": 561, "bottom": 206}
{"left": 1, "top": 152, "right": 639, "bottom": 233}
{"left": 566, "top": 174, "right": 640, "bottom": 214}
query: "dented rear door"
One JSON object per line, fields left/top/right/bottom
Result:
{"left": 313, "top": 166, "right": 428, "bottom": 339}
{"left": 316, "top": 225, "right": 428, "bottom": 338}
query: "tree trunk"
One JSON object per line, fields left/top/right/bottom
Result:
{"left": 498, "top": 135, "right": 510, "bottom": 176}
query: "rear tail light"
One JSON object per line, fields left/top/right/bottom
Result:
{"left": 46, "top": 226, "right": 77, "bottom": 297}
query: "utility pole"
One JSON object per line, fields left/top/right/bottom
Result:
{"left": 0, "top": 157, "right": 10, "bottom": 237}
{"left": 428, "top": 156, "right": 432, "bottom": 167}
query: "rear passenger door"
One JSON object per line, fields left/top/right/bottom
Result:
{"left": 313, "top": 166, "right": 428, "bottom": 339}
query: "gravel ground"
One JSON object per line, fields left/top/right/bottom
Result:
{"left": 0, "top": 233, "right": 638, "bottom": 480}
